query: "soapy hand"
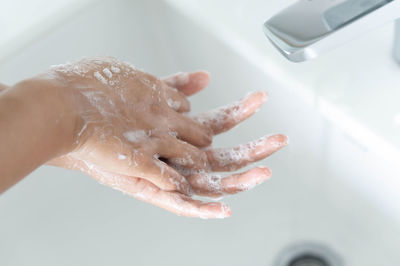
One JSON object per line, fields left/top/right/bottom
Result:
{"left": 47, "top": 57, "right": 214, "bottom": 195}
{"left": 46, "top": 57, "right": 288, "bottom": 219}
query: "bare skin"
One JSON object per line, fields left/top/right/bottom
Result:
{"left": 0, "top": 57, "right": 288, "bottom": 219}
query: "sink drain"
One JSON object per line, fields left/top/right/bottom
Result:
{"left": 288, "top": 254, "right": 329, "bottom": 266}
{"left": 275, "top": 242, "right": 344, "bottom": 266}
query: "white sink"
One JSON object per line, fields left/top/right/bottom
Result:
{"left": 1, "top": 0, "right": 400, "bottom": 265}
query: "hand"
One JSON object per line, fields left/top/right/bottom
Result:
{"left": 47, "top": 57, "right": 213, "bottom": 195}
{"left": 50, "top": 63, "right": 288, "bottom": 219}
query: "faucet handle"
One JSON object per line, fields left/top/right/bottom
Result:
{"left": 264, "top": 0, "right": 399, "bottom": 62}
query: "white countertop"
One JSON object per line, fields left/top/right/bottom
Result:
{"left": 165, "top": 0, "right": 400, "bottom": 162}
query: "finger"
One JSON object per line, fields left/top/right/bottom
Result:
{"left": 164, "top": 86, "right": 190, "bottom": 112}
{"left": 55, "top": 156, "right": 231, "bottom": 219}
{"left": 152, "top": 135, "right": 209, "bottom": 169}
{"left": 163, "top": 71, "right": 210, "bottom": 96}
{"left": 132, "top": 180, "right": 232, "bottom": 219}
{"left": 152, "top": 191, "right": 232, "bottom": 219}
{"left": 186, "top": 166, "right": 271, "bottom": 198}
{"left": 86, "top": 165, "right": 231, "bottom": 219}
{"left": 75, "top": 138, "right": 193, "bottom": 196}
{"left": 206, "top": 134, "right": 289, "bottom": 171}
{"left": 171, "top": 114, "right": 213, "bottom": 147}
{"left": 139, "top": 156, "right": 193, "bottom": 196}
{"left": 194, "top": 91, "right": 268, "bottom": 135}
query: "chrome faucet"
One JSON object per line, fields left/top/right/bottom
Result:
{"left": 263, "top": 0, "right": 400, "bottom": 63}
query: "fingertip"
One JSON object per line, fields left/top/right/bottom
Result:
{"left": 198, "top": 202, "right": 232, "bottom": 219}
{"left": 261, "top": 91, "right": 269, "bottom": 102}
{"left": 242, "top": 91, "right": 268, "bottom": 114}
{"left": 220, "top": 203, "right": 232, "bottom": 218}
{"left": 256, "top": 166, "right": 272, "bottom": 178}
{"left": 244, "top": 91, "right": 269, "bottom": 102}
{"left": 267, "top": 134, "right": 289, "bottom": 150}
{"left": 196, "top": 70, "right": 210, "bottom": 76}
{"left": 254, "top": 91, "right": 269, "bottom": 101}
{"left": 184, "top": 71, "right": 210, "bottom": 95}
{"left": 214, "top": 202, "right": 232, "bottom": 219}
{"left": 192, "top": 70, "right": 210, "bottom": 84}
{"left": 283, "top": 134, "right": 290, "bottom": 145}
{"left": 242, "top": 167, "right": 271, "bottom": 188}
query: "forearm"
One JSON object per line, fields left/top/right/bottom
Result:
{"left": 0, "top": 78, "right": 76, "bottom": 193}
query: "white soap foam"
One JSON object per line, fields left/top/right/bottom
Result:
{"left": 209, "top": 135, "right": 272, "bottom": 168}
{"left": 167, "top": 98, "right": 181, "bottom": 110}
{"left": 102, "top": 68, "right": 113, "bottom": 79}
{"left": 168, "top": 131, "right": 178, "bottom": 138}
{"left": 93, "top": 71, "right": 108, "bottom": 85}
{"left": 123, "top": 130, "right": 149, "bottom": 143}
{"left": 165, "top": 72, "right": 189, "bottom": 87}
{"left": 118, "top": 154, "right": 127, "bottom": 160}
{"left": 111, "top": 66, "right": 121, "bottom": 73}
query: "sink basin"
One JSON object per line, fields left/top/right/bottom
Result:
{"left": 1, "top": 0, "right": 400, "bottom": 265}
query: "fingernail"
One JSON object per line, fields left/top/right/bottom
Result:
{"left": 196, "top": 70, "right": 210, "bottom": 76}
{"left": 206, "top": 202, "right": 231, "bottom": 219}
{"left": 267, "top": 134, "right": 289, "bottom": 149}
{"left": 193, "top": 70, "right": 210, "bottom": 85}
{"left": 217, "top": 203, "right": 232, "bottom": 219}
{"left": 283, "top": 135, "right": 290, "bottom": 145}
{"left": 258, "top": 166, "right": 272, "bottom": 177}
{"left": 261, "top": 91, "right": 269, "bottom": 102}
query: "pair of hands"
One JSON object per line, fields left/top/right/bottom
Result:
{"left": 41, "top": 57, "right": 288, "bottom": 219}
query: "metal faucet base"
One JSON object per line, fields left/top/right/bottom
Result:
{"left": 393, "top": 19, "right": 400, "bottom": 64}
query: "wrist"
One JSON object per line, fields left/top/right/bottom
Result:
{"left": 10, "top": 77, "right": 79, "bottom": 157}
{"left": 0, "top": 78, "right": 79, "bottom": 191}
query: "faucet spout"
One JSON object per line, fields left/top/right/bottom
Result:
{"left": 263, "top": 0, "right": 400, "bottom": 62}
